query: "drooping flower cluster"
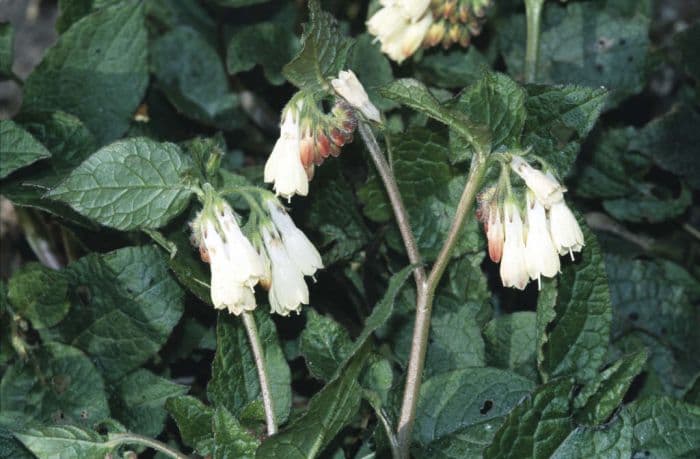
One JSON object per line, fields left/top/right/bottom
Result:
{"left": 367, "top": 0, "right": 493, "bottom": 62}
{"left": 264, "top": 90, "right": 360, "bottom": 201}
{"left": 259, "top": 199, "right": 324, "bottom": 316}
{"left": 479, "top": 156, "right": 584, "bottom": 290}
{"left": 193, "top": 194, "right": 323, "bottom": 316}
{"left": 366, "top": 0, "right": 433, "bottom": 63}
{"left": 193, "top": 198, "right": 265, "bottom": 315}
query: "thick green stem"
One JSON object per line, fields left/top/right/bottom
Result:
{"left": 525, "top": 0, "right": 545, "bottom": 83}
{"left": 395, "top": 153, "right": 489, "bottom": 458}
{"left": 107, "top": 433, "right": 188, "bottom": 459}
{"left": 242, "top": 311, "right": 278, "bottom": 435}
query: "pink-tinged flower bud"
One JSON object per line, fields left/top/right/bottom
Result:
{"left": 264, "top": 107, "right": 309, "bottom": 200}
{"left": 331, "top": 70, "right": 381, "bottom": 123}
{"left": 549, "top": 200, "right": 585, "bottom": 259}
{"left": 499, "top": 202, "right": 529, "bottom": 290}
{"left": 524, "top": 194, "right": 560, "bottom": 289}
{"left": 487, "top": 205, "right": 504, "bottom": 263}
{"left": 510, "top": 156, "right": 565, "bottom": 208}
{"left": 261, "top": 227, "right": 309, "bottom": 316}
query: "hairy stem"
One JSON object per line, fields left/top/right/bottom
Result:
{"left": 107, "top": 433, "right": 189, "bottom": 459}
{"left": 396, "top": 153, "right": 489, "bottom": 458}
{"left": 242, "top": 311, "right": 278, "bottom": 435}
{"left": 358, "top": 122, "right": 426, "bottom": 287}
{"left": 524, "top": 0, "right": 545, "bottom": 83}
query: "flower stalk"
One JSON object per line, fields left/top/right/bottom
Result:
{"left": 524, "top": 0, "right": 545, "bottom": 83}
{"left": 242, "top": 311, "right": 278, "bottom": 435}
{"left": 107, "top": 433, "right": 189, "bottom": 459}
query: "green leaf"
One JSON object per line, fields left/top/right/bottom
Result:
{"left": 379, "top": 78, "right": 490, "bottom": 151}
{"left": 0, "top": 428, "right": 33, "bottom": 459}
{"left": 425, "top": 306, "right": 486, "bottom": 376}
{"left": 165, "top": 395, "right": 214, "bottom": 454}
{"left": 574, "top": 127, "right": 649, "bottom": 199}
{"left": 538, "top": 214, "right": 613, "bottom": 384}
{"left": 523, "top": 84, "right": 608, "bottom": 176}
{"left": 208, "top": 310, "right": 291, "bottom": 425}
{"left": 56, "top": 0, "right": 94, "bottom": 33}
{"left": 111, "top": 369, "right": 188, "bottom": 438}
{"left": 447, "top": 71, "right": 526, "bottom": 163}
{"left": 208, "top": 0, "right": 269, "bottom": 7}
{"left": 551, "top": 411, "right": 633, "bottom": 459}
{"left": 358, "top": 127, "right": 484, "bottom": 261}
{"left": 213, "top": 407, "right": 260, "bottom": 459}
{"left": 7, "top": 262, "right": 70, "bottom": 329}
{"left": 605, "top": 255, "right": 700, "bottom": 361}
{"left": 14, "top": 425, "right": 113, "bottom": 459}
{"left": 0, "top": 22, "right": 15, "bottom": 78}
{"left": 163, "top": 227, "right": 212, "bottom": 304}
{"left": 415, "top": 418, "right": 503, "bottom": 459}
{"left": 47, "top": 137, "right": 193, "bottom": 230}
{"left": 348, "top": 34, "right": 396, "bottom": 110}
{"left": 628, "top": 396, "right": 700, "bottom": 457}
{"left": 574, "top": 350, "right": 647, "bottom": 425}
{"left": 0, "top": 342, "right": 109, "bottom": 426}
{"left": 227, "top": 22, "right": 299, "bottom": 86}
{"left": 500, "top": 2, "right": 649, "bottom": 107}
{"left": 282, "top": 0, "right": 354, "bottom": 92}
{"left": 49, "top": 246, "right": 184, "bottom": 381}
{"left": 483, "top": 312, "right": 538, "bottom": 381}
{"left": 151, "top": 26, "right": 242, "bottom": 130}
{"left": 255, "top": 349, "right": 368, "bottom": 459}
{"left": 0, "top": 120, "right": 52, "bottom": 179}
{"left": 300, "top": 309, "right": 353, "bottom": 381}
{"left": 414, "top": 368, "right": 535, "bottom": 446}
{"left": 602, "top": 184, "right": 692, "bottom": 223}
{"left": 484, "top": 378, "right": 574, "bottom": 459}
{"left": 22, "top": 0, "right": 148, "bottom": 144}
{"left": 306, "top": 162, "right": 371, "bottom": 264}
{"left": 415, "top": 48, "right": 489, "bottom": 90}
{"left": 630, "top": 104, "right": 700, "bottom": 189}
{"left": 675, "top": 22, "right": 700, "bottom": 82}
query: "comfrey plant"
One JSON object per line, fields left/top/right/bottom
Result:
{"left": 2, "top": 0, "right": 699, "bottom": 458}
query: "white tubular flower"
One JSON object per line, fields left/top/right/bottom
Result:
{"left": 331, "top": 70, "right": 381, "bottom": 123}
{"left": 264, "top": 107, "right": 308, "bottom": 200}
{"left": 381, "top": 14, "right": 432, "bottom": 64}
{"left": 367, "top": 2, "right": 432, "bottom": 63}
{"left": 510, "top": 156, "right": 565, "bottom": 208}
{"left": 499, "top": 202, "right": 529, "bottom": 290}
{"left": 486, "top": 205, "right": 504, "bottom": 263}
{"left": 217, "top": 204, "right": 266, "bottom": 287}
{"left": 262, "top": 227, "right": 309, "bottom": 316}
{"left": 266, "top": 200, "right": 323, "bottom": 277}
{"left": 203, "top": 218, "right": 258, "bottom": 315}
{"left": 549, "top": 200, "right": 585, "bottom": 259}
{"left": 524, "top": 194, "right": 560, "bottom": 289}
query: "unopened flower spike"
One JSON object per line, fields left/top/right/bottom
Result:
{"left": 192, "top": 193, "right": 266, "bottom": 315}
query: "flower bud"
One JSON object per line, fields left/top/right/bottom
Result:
{"left": 486, "top": 204, "right": 504, "bottom": 263}
{"left": 331, "top": 70, "right": 381, "bottom": 123}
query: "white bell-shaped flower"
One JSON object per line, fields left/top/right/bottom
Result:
{"left": 402, "top": 0, "right": 432, "bottom": 22}
{"left": 366, "top": 5, "right": 406, "bottom": 42}
{"left": 486, "top": 204, "right": 504, "bottom": 263}
{"left": 381, "top": 14, "right": 432, "bottom": 63}
{"left": 266, "top": 200, "right": 323, "bottom": 277}
{"left": 510, "top": 156, "right": 565, "bottom": 208}
{"left": 524, "top": 194, "right": 560, "bottom": 289}
{"left": 264, "top": 107, "right": 308, "bottom": 200}
{"left": 262, "top": 227, "right": 309, "bottom": 316}
{"left": 367, "top": 1, "right": 432, "bottom": 64}
{"left": 203, "top": 219, "right": 257, "bottom": 315}
{"left": 549, "top": 200, "right": 585, "bottom": 259}
{"left": 499, "top": 201, "right": 529, "bottom": 290}
{"left": 331, "top": 70, "right": 381, "bottom": 123}
{"left": 217, "top": 204, "right": 266, "bottom": 288}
